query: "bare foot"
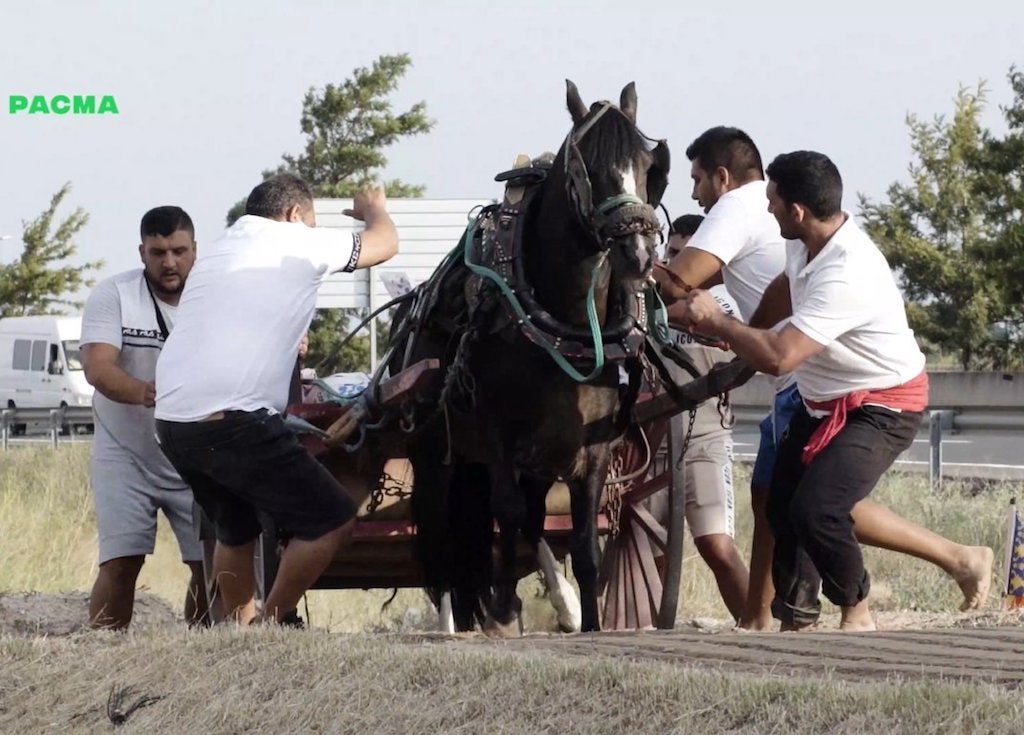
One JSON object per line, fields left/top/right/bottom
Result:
{"left": 952, "top": 545, "right": 994, "bottom": 611}
{"left": 779, "top": 621, "right": 817, "bottom": 633}
{"left": 840, "top": 599, "right": 876, "bottom": 632}
{"left": 736, "top": 615, "right": 775, "bottom": 632}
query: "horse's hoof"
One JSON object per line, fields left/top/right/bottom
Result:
{"left": 483, "top": 614, "right": 522, "bottom": 638}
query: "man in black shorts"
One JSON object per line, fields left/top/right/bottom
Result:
{"left": 155, "top": 175, "right": 398, "bottom": 624}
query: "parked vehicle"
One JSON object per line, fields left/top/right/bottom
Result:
{"left": 0, "top": 316, "right": 93, "bottom": 433}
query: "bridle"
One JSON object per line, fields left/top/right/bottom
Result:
{"left": 562, "top": 102, "right": 666, "bottom": 250}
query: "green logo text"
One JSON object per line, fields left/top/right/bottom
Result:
{"left": 8, "top": 95, "right": 120, "bottom": 115}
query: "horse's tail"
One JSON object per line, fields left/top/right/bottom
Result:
{"left": 410, "top": 447, "right": 494, "bottom": 630}
{"left": 447, "top": 462, "right": 493, "bottom": 629}
{"left": 409, "top": 432, "right": 456, "bottom": 596}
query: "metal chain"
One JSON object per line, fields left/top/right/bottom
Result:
{"left": 366, "top": 470, "right": 414, "bottom": 515}
{"left": 675, "top": 407, "right": 698, "bottom": 466}
{"left": 603, "top": 449, "right": 627, "bottom": 538}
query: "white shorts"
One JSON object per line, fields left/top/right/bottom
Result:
{"left": 647, "top": 433, "right": 735, "bottom": 540}
{"left": 91, "top": 452, "right": 202, "bottom": 565}
{"left": 683, "top": 433, "right": 735, "bottom": 539}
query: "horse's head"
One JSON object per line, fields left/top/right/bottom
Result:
{"left": 560, "top": 80, "right": 670, "bottom": 282}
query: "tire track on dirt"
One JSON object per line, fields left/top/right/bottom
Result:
{"left": 460, "top": 628, "right": 1024, "bottom": 686}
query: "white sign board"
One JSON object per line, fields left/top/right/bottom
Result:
{"left": 314, "top": 197, "right": 493, "bottom": 310}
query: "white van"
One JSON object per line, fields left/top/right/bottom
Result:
{"left": 0, "top": 316, "right": 94, "bottom": 415}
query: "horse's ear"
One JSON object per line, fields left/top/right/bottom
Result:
{"left": 646, "top": 140, "right": 671, "bottom": 207}
{"left": 566, "top": 80, "right": 588, "bottom": 125}
{"left": 619, "top": 82, "right": 637, "bottom": 124}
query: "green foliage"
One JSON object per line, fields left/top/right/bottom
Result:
{"left": 276, "top": 53, "right": 433, "bottom": 198}
{"left": 859, "top": 83, "right": 1020, "bottom": 369}
{"left": 306, "top": 309, "right": 368, "bottom": 374}
{"left": 224, "top": 53, "right": 433, "bottom": 367}
{"left": 975, "top": 66, "right": 1024, "bottom": 367}
{"left": 306, "top": 308, "right": 395, "bottom": 375}
{"left": 0, "top": 183, "right": 102, "bottom": 318}
{"left": 225, "top": 198, "right": 246, "bottom": 227}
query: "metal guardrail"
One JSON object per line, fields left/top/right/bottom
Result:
{"left": 729, "top": 403, "right": 1024, "bottom": 488}
{"left": 0, "top": 406, "right": 94, "bottom": 450}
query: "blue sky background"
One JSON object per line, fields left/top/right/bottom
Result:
{"left": 1, "top": 0, "right": 1022, "bottom": 303}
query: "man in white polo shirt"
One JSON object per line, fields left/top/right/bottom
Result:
{"left": 155, "top": 174, "right": 398, "bottom": 625}
{"left": 82, "top": 205, "right": 209, "bottom": 630}
{"left": 656, "top": 214, "right": 749, "bottom": 621}
{"left": 654, "top": 126, "right": 788, "bottom": 630}
{"left": 679, "top": 151, "right": 992, "bottom": 631}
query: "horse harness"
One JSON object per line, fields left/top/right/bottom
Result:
{"left": 462, "top": 103, "right": 670, "bottom": 377}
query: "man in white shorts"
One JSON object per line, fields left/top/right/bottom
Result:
{"left": 82, "top": 206, "right": 208, "bottom": 629}
{"left": 654, "top": 127, "right": 788, "bottom": 629}
{"left": 660, "top": 214, "right": 748, "bottom": 620}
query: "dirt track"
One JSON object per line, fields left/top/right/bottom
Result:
{"left": 460, "top": 623, "right": 1024, "bottom": 686}
{"left": 4, "top": 593, "right": 1022, "bottom": 687}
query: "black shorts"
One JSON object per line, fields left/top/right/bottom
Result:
{"left": 156, "top": 410, "right": 356, "bottom": 546}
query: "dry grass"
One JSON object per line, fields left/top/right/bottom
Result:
{"left": 0, "top": 446, "right": 1018, "bottom": 631}
{"left": 0, "top": 445, "right": 198, "bottom": 616}
{"left": 3, "top": 446, "right": 1024, "bottom": 734}
{"left": 2, "top": 626, "right": 1024, "bottom": 734}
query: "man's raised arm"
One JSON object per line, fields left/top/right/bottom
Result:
{"left": 343, "top": 186, "right": 398, "bottom": 269}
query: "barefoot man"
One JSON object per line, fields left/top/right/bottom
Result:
{"left": 679, "top": 151, "right": 991, "bottom": 631}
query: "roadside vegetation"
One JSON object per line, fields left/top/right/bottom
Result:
{"left": 2, "top": 444, "right": 1017, "bottom": 632}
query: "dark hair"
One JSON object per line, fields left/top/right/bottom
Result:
{"left": 244, "top": 173, "right": 314, "bottom": 220}
{"left": 670, "top": 214, "right": 704, "bottom": 238}
{"left": 685, "top": 126, "right": 764, "bottom": 181}
{"left": 140, "top": 206, "right": 194, "bottom": 241}
{"left": 765, "top": 151, "right": 843, "bottom": 219}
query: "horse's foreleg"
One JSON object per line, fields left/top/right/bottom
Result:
{"left": 568, "top": 450, "right": 610, "bottom": 632}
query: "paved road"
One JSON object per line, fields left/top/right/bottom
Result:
{"left": 733, "top": 428, "right": 1024, "bottom": 481}
{"left": 7, "top": 425, "right": 1024, "bottom": 481}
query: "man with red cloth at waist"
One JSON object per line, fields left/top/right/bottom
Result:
{"left": 679, "top": 150, "right": 927, "bottom": 632}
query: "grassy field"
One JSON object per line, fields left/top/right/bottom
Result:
{"left": 0, "top": 443, "right": 1017, "bottom": 631}
{"left": 2, "top": 445, "right": 1023, "bottom": 734}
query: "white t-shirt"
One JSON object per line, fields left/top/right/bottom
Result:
{"left": 81, "top": 269, "right": 184, "bottom": 487}
{"left": 684, "top": 180, "right": 786, "bottom": 322}
{"left": 155, "top": 215, "right": 359, "bottom": 422}
{"left": 786, "top": 215, "right": 926, "bottom": 402}
{"left": 668, "top": 285, "right": 738, "bottom": 438}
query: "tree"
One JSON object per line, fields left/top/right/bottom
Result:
{"left": 225, "top": 54, "right": 433, "bottom": 374}
{"left": 305, "top": 308, "right": 394, "bottom": 376}
{"left": 858, "top": 85, "right": 1007, "bottom": 370}
{"left": 276, "top": 53, "right": 432, "bottom": 198}
{"left": 975, "top": 66, "right": 1024, "bottom": 367}
{"left": 226, "top": 52, "right": 433, "bottom": 224}
{"left": 0, "top": 183, "right": 102, "bottom": 318}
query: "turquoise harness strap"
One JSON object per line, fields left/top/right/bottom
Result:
{"left": 645, "top": 284, "right": 673, "bottom": 346}
{"left": 461, "top": 215, "right": 609, "bottom": 383}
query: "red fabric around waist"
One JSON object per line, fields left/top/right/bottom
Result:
{"left": 801, "top": 370, "right": 929, "bottom": 466}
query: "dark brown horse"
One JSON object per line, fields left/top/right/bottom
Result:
{"left": 390, "top": 81, "right": 669, "bottom": 632}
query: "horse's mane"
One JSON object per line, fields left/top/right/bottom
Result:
{"left": 573, "top": 104, "right": 649, "bottom": 169}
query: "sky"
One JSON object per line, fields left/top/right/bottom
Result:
{"left": 1, "top": 0, "right": 1022, "bottom": 309}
